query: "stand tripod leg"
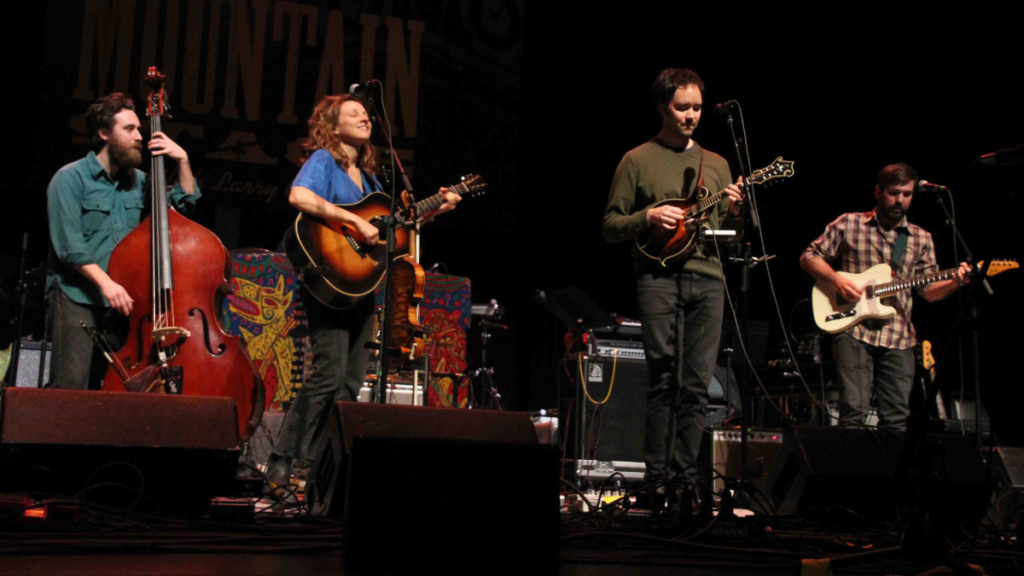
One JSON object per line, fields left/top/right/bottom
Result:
{"left": 484, "top": 369, "right": 502, "bottom": 410}
{"left": 420, "top": 353, "right": 429, "bottom": 407}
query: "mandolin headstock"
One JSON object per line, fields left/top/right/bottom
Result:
{"left": 749, "top": 157, "right": 795, "bottom": 186}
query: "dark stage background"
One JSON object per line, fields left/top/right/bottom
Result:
{"left": 522, "top": 5, "right": 1024, "bottom": 444}
{"left": 4, "top": 3, "right": 1023, "bottom": 443}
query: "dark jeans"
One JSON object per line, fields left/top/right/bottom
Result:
{"left": 273, "top": 292, "right": 376, "bottom": 462}
{"left": 49, "top": 289, "right": 117, "bottom": 390}
{"left": 636, "top": 270, "right": 725, "bottom": 482}
{"left": 833, "top": 332, "right": 915, "bottom": 431}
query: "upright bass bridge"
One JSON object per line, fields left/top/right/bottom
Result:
{"left": 152, "top": 326, "right": 190, "bottom": 344}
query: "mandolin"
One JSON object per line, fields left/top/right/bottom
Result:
{"left": 284, "top": 174, "right": 487, "bottom": 309}
{"left": 636, "top": 157, "right": 794, "bottom": 266}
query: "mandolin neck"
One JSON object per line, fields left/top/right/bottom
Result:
{"left": 686, "top": 173, "right": 767, "bottom": 217}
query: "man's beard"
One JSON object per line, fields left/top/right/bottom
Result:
{"left": 109, "top": 139, "right": 142, "bottom": 170}
{"left": 879, "top": 204, "right": 904, "bottom": 221}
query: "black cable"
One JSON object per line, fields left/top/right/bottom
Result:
{"left": 559, "top": 476, "right": 595, "bottom": 516}
{"left": 593, "top": 471, "right": 625, "bottom": 513}
{"left": 710, "top": 234, "right": 796, "bottom": 423}
{"left": 732, "top": 102, "right": 833, "bottom": 420}
{"left": 75, "top": 461, "right": 146, "bottom": 512}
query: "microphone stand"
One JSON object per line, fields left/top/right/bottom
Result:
{"left": 3, "top": 233, "right": 31, "bottom": 390}
{"left": 923, "top": 189, "right": 993, "bottom": 450}
{"left": 895, "top": 186, "right": 994, "bottom": 569}
{"left": 363, "top": 81, "right": 410, "bottom": 404}
{"left": 721, "top": 106, "right": 757, "bottom": 486}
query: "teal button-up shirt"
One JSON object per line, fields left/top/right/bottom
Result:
{"left": 46, "top": 151, "right": 202, "bottom": 307}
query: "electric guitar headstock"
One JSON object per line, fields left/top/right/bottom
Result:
{"left": 921, "top": 340, "right": 935, "bottom": 371}
{"left": 976, "top": 260, "right": 1019, "bottom": 277}
{"left": 748, "top": 157, "right": 795, "bottom": 187}
{"left": 450, "top": 174, "right": 488, "bottom": 199}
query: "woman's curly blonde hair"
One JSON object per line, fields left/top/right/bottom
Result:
{"left": 302, "top": 94, "right": 376, "bottom": 171}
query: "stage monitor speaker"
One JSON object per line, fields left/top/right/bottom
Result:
{"left": 764, "top": 426, "right": 990, "bottom": 524}
{"left": 306, "top": 402, "right": 559, "bottom": 575}
{"left": 0, "top": 388, "right": 240, "bottom": 517}
{"left": 989, "top": 447, "right": 1024, "bottom": 528}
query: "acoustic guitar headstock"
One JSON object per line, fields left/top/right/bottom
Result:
{"left": 451, "top": 174, "right": 488, "bottom": 198}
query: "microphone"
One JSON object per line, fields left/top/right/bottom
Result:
{"left": 916, "top": 180, "right": 949, "bottom": 193}
{"left": 975, "top": 143, "right": 1023, "bottom": 167}
{"left": 348, "top": 81, "right": 376, "bottom": 97}
{"left": 713, "top": 100, "right": 738, "bottom": 117}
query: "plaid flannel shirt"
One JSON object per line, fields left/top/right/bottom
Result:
{"left": 800, "top": 209, "right": 938, "bottom": 349}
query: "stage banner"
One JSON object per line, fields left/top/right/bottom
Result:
{"left": 31, "top": 0, "right": 522, "bottom": 251}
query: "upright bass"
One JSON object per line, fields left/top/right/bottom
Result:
{"left": 100, "top": 67, "right": 264, "bottom": 441}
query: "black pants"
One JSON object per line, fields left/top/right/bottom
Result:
{"left": 49, "top": 289, "right": 118, "bottom": 390}
{"left": 272, "top": 292, "right": 376, "bottom": 462}
{"left": 833, "top": 332, "right": 915, "bottom": 431}
{"left": 636, "top": 270, "right": 725, "bottom": 482}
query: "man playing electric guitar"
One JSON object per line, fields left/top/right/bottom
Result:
{"left": 800, "top": 163, "right": 970, "bottom": 431}
{"left": 602, "top": 68, "right": 744, "bottom": 502}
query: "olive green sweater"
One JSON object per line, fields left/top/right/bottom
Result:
{"left": 602, "top": 139, "right": 743, "bottom": 280}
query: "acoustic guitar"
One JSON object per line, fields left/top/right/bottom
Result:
{"left": 811, "top": 260, "right": 1018, "bottom": 334}
{"left": 284, "top": 175, "right": 487, "bottom": 309}
{"left": 636, "top": 157, "right": 794, "bottom": 266}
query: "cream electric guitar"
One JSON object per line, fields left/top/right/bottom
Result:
{"left": 812, "top": 260, "right": 1018, "bottom": 334}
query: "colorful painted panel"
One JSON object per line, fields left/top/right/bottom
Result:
{"left": 221, "top": 251, "right": 306, "bottom": 412}
{"left": 421, "top": 272, "right": 472, "bottom": 408}
{"left": 374, "top": 272, "right": 472, "bottom": 408}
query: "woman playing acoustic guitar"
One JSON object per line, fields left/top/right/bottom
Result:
{"left": 266, "top": 94, "right": 459, "bottom": 505}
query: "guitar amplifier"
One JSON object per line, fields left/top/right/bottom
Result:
{"left": 590, "top": 338, "right": 645, "bottom": 361}
{"left": 563, "top": 353, "right": 647, "bottom": 480}
{"left": 700, "top": 428, "right": 786, "bottom": 499}
{"left": 563, "top": 354, "right": 742, "bottom": 483}
{"left": 357, "top": 383, "right": 424, "bottom": 405}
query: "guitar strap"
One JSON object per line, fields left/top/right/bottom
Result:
{"left": 889, "top": 228, "right": 910, "bottom": 274}
{"left": 695, "top": 149, "right": 705, "bottom": 198}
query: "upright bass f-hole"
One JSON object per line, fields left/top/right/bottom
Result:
{"left": 189, "top": 307, "right": 226, "bottom": 356}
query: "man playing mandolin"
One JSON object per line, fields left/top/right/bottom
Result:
{"left": 265, "top": 94, "right": 460, "bottom": 499}
{"left": 602, "top": 68, "right": 744, "bottom": 507}
{"left": 800, "top": 163, "right": 970, "bottom": 430}
{"left": 46, "top": 93, "right": 199, "bottom": 390}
